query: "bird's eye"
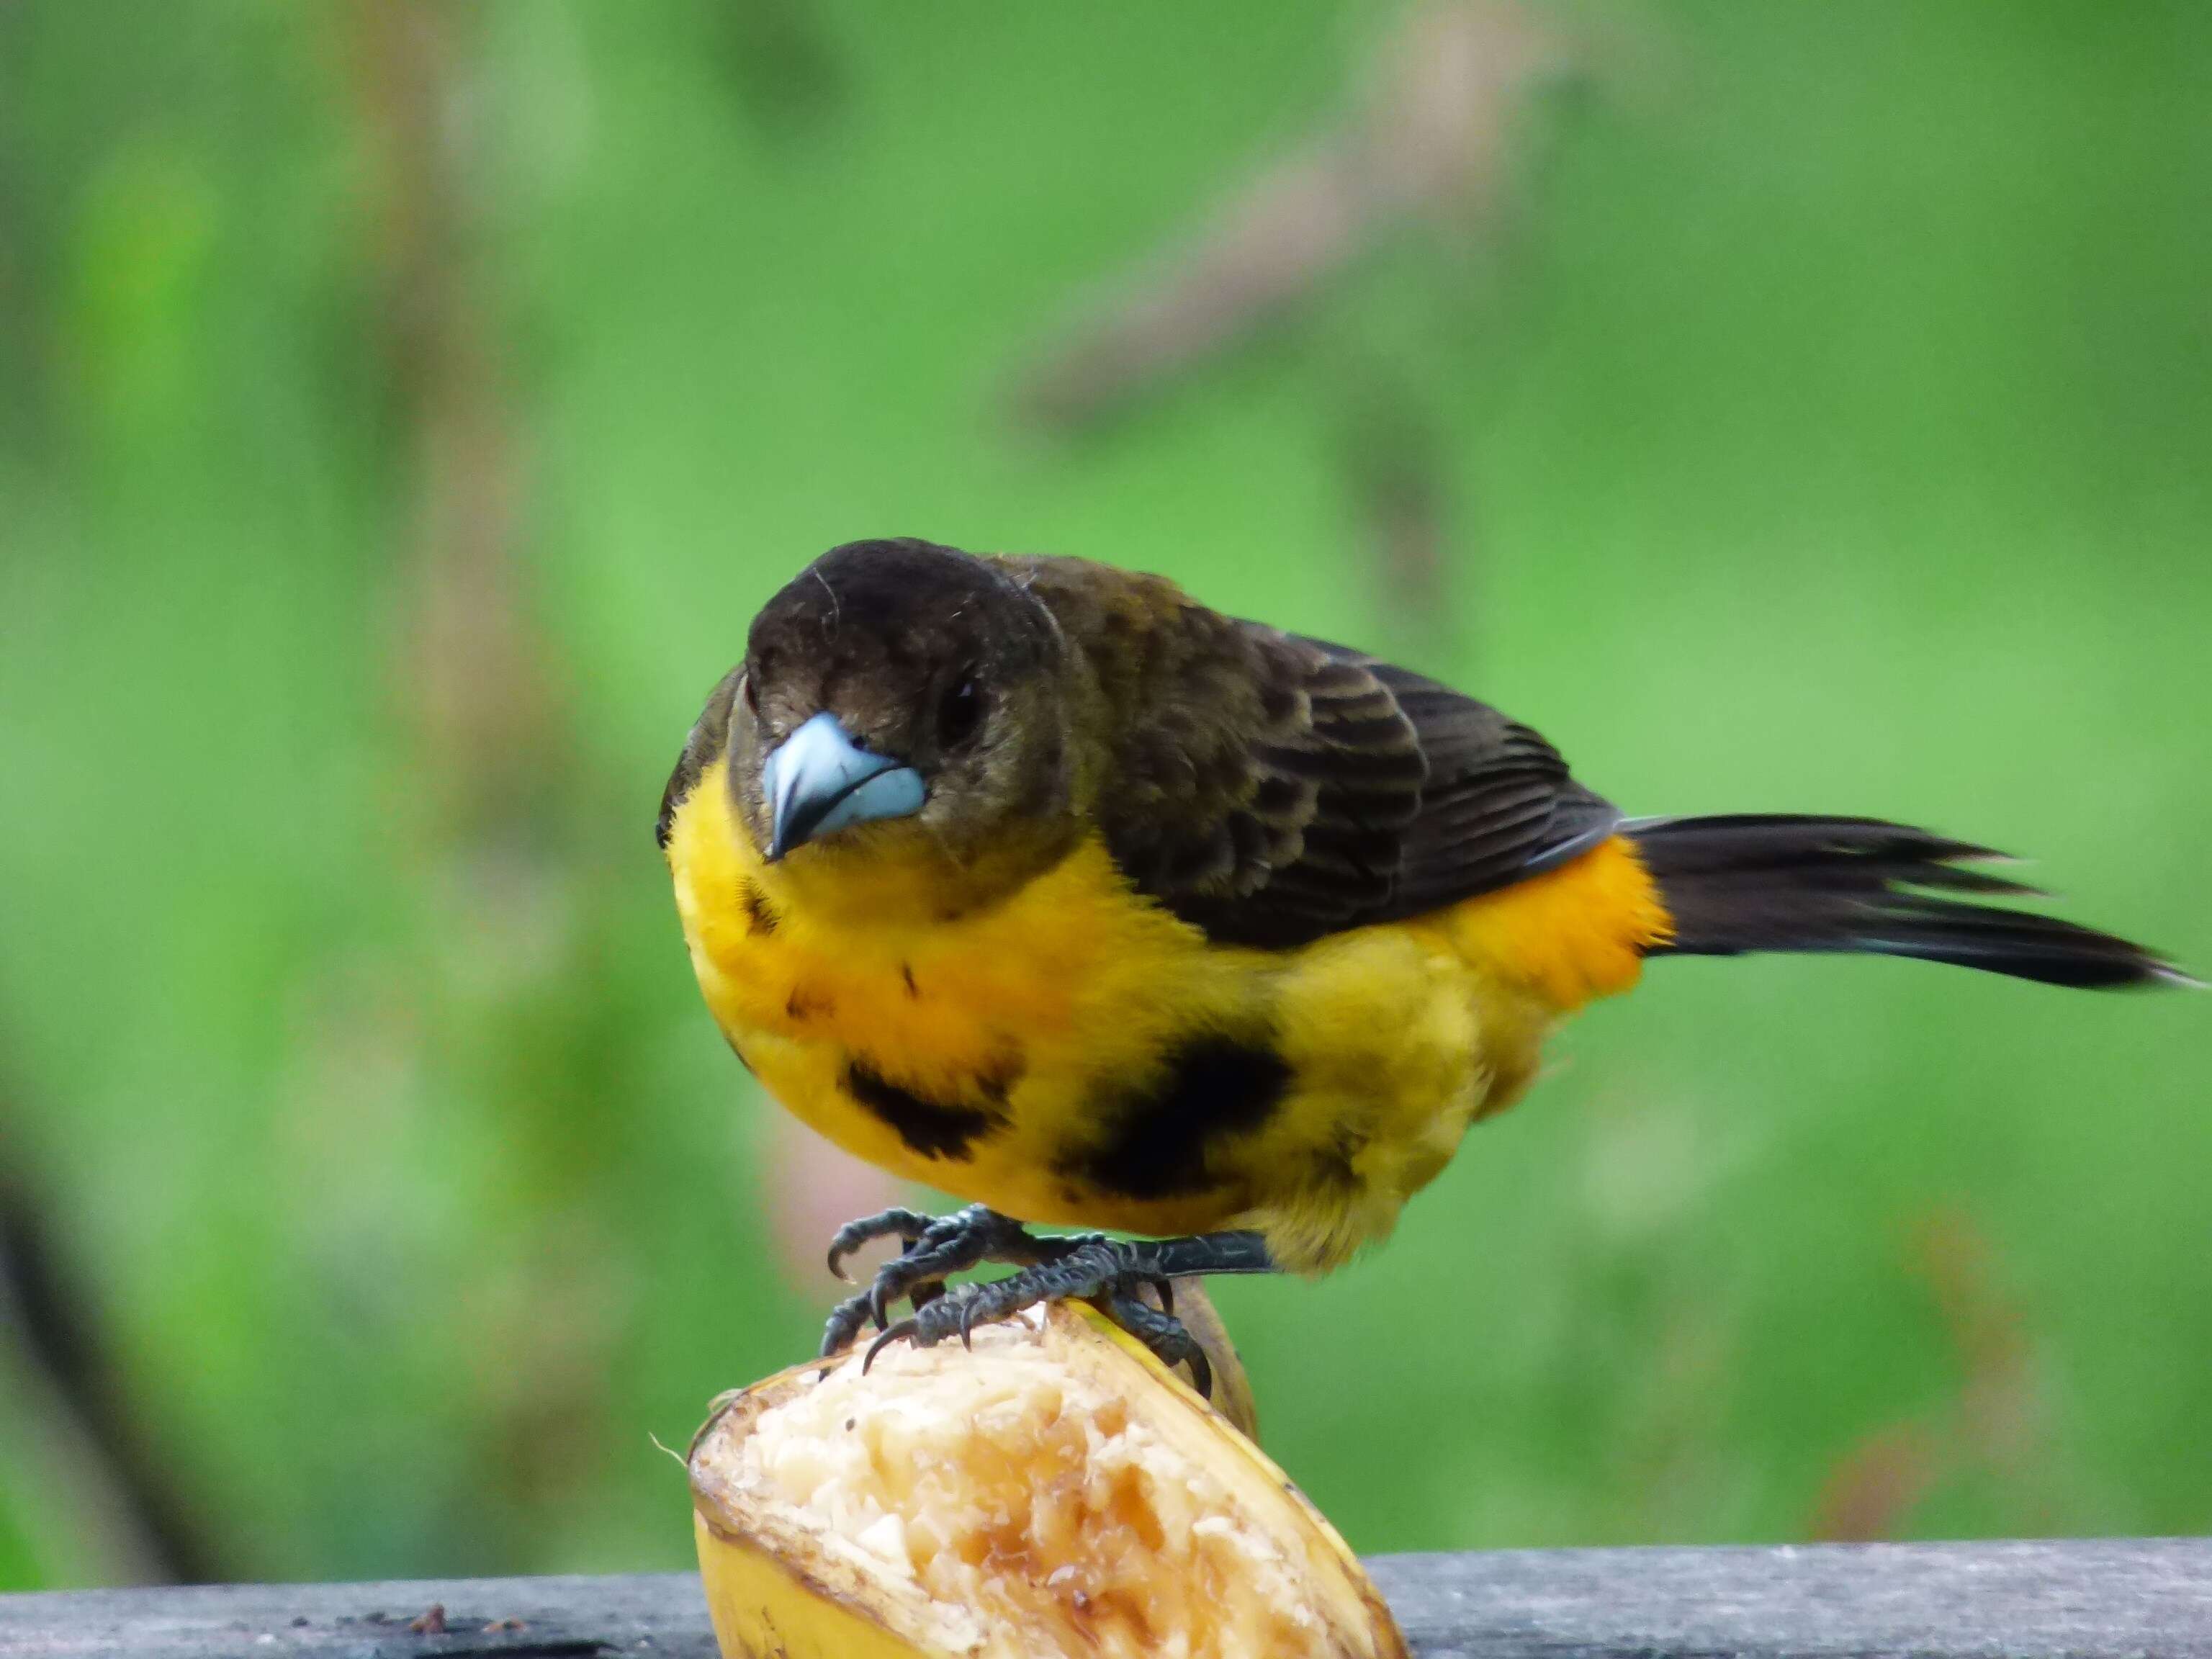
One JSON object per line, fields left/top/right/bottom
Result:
{"left": 936, "top": 675, "right": 984, "bottom": 749}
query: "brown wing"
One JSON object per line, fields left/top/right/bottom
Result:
{"left": 1095, "top": 622, "right": 1621, "bottom": 950}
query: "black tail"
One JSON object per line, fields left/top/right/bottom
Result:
{"left": 1629, "top": 814, "right": 2190, "bottom": 989}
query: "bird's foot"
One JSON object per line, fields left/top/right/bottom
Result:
{"left": 820, "top": 1211, "right": 1277, "bottom": 1399}
{"left": 819, "top": 1204, "right": 1070, "bottom": 1358}
{"left": 868, "top": 1238, "right": 1218, "bottom": 1393}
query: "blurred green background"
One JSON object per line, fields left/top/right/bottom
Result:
{"left": 1, "top": 0, "right": 2206, "bottom": 1591}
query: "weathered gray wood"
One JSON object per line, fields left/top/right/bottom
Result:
{"left": 0, "top": 1539, "right": 2207, "bottom": 1657}
{"left": 1367, "top": 1538, "right": 2212, "bottom": 1658}
{"left": 0, "top": 1573, "right": 716, "bottom": 1659}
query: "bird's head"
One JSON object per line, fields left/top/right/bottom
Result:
{"left": 726, "top": 539, "right": 1084, "bottom": 896}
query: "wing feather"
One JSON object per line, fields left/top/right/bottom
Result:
{"left": 1097, "top": 616, "right": 1620, "bottom": 948}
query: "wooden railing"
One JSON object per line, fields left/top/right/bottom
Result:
{"left": 3, "top": 1537, "right": 2208, "bottom": 1657}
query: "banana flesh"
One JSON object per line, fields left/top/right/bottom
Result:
{"left": 689, "top": 1298, "right": 1404, "bottom": 1659}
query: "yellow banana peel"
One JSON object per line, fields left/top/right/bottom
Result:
{"left": 689, "top": 1296, "right": 1404, "bottom": 1659}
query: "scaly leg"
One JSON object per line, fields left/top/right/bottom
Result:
{"left": 819, "top": 1205, "right": 1277, "bottom": 1393}
{"left": 819, "top": 1205, "right": 1070, "bottom": 1357}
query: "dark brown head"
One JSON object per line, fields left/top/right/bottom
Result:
{"left": 726, "top": 539, "right": 1083, "bottom": 883}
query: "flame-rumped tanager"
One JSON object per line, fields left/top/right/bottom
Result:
{"left": 659, "top": 539, "right": 2185, "bottom": 1387}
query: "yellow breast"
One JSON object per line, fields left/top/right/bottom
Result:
{"left": 665, "top": 758, "right": 1663, "bottom": 1271}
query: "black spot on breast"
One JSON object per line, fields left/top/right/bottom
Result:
{"left": 1064, "top": 1031, "right": 1292, "bottom": 1201}
{"left": 786, "top": 986, "right": 831, "bottom": 1021}
{"left": 977, "top": 1052, "right": 1025, "bottom": 1103}
{"left": 846, "top": 1061, "right": 1005, "bottom": 1161}
{"left": 901, "top": 963, "right": 919, "bottom": 998}
{"left": 740, "top": 881, "right": 778, "bottom": 936}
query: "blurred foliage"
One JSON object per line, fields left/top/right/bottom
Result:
{"left": 1, "top": 0, "right": 2208, "bottom": 1591}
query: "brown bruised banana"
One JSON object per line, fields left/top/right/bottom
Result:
{"left": 688, "top": 1296, "right": 1404, "bottom": 1659}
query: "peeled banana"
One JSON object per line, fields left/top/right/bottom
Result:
{"left": 688, "top": 1298, "right": 1406, "bottom": 1659}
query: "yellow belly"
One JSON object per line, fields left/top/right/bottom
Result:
{"left": 665, "top": 758, "right": 1661, "bottom": 1272}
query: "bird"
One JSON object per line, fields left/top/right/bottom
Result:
{"left": 658, "top": 536, "right": 2186, "bottom": 1388}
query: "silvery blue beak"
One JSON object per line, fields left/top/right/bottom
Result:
{"left": 761, "top": 711, "right": 927, "bottom": 860}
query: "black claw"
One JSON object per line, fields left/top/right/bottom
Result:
{"left": 1097, "top": 1284, "right": 1210, "bottom": 1398}
{"left": 863, "top": 1319, "right": 917, "bottom": 1373}
{"left": 1181, "top": 1341, "right": 1213, "bottom": 1400}
{"left": 826, "top": 1207, "right": 933, "bottom": 1282}
{"left": 821, "top": 1289, "right": 875, "bottom": 1359}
